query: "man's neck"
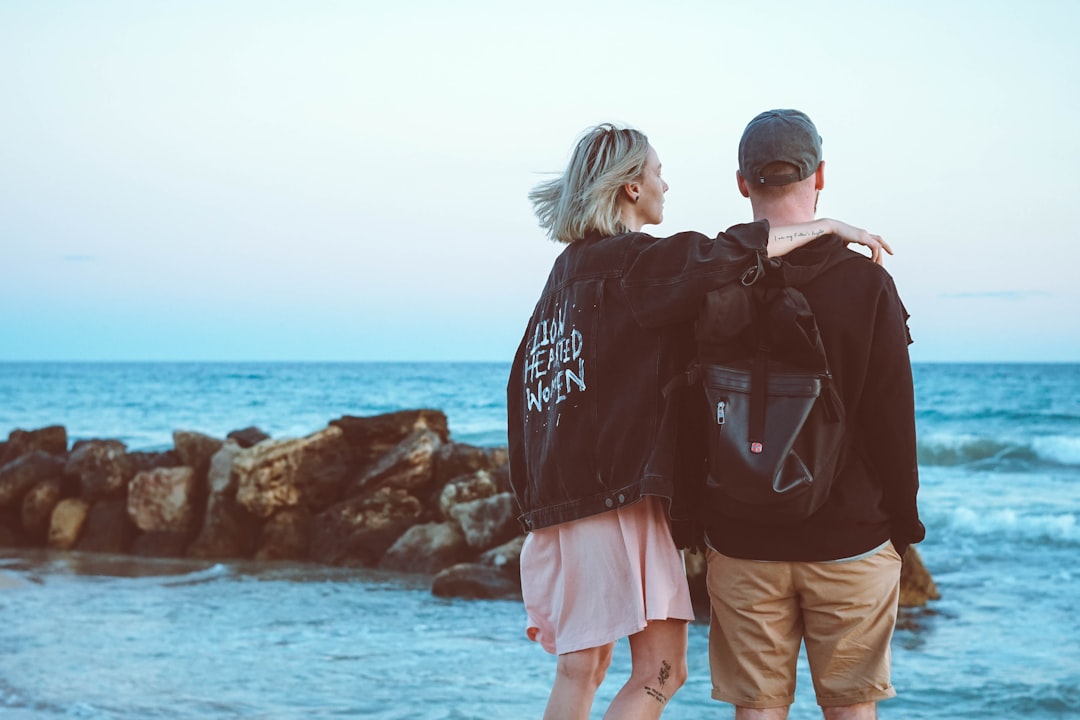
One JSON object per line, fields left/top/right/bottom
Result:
{"left": 750, "top": 198, "right": 816, "bottom": 227}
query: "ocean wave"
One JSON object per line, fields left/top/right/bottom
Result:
{"left": 917, "top": 433, "right": 1080, "bottom": 469}
{"left": 946, "top": 507, "right": 1079, "bottom": 546}
{"left": 160, "top": 562, "right": 232, "bottom": 587}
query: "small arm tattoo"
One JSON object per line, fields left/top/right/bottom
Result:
{"left": 773, "top": 228, "right": 826, "bottom": 244}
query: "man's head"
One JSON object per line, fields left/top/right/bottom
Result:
{"left": 735, "top": 109, "right": 826, "bottom": 221}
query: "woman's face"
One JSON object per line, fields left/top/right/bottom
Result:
{"left": 637, "top": 146, "right": 669, "bottom": 226}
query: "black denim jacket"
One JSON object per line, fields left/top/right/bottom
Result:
{"left": 506, "top": 220, "right": 769, "bottom": 534}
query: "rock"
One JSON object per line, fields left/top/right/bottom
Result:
{"left": 433, "top": 443, "right": 501, "bottom": 486}
{"left": 478, "top": 535, "right": 525, "bottom": 585}
{"left": 331, "top": 410, "right": 450, "bottom": 469}
{"left": 234, "top": 426, "right": 350, "bottom": 519}
{"left": 226, "top": 426, "right": 270, "bottom": 448}
{"left": 349, "top": 428, "right": 443, "bottom": 497}
{"left": 186, "top": 495, "right": 258, "bottom": 559}
{"left": 448, "top": 492, "right": 520, "bottom": 551}
{"left": 127, "top": 467, "right": 199, "bottom": 533}
{"left": 1, "top": 426, "right": 67, "bottom": 465}
{"left": 21, "top": 477, "right": 64, "bottom": 542}
{"left": 128, "top": 450, "right": 182, "bottom": 474}
{"left": 75, "top": 499, "right": 137, "bottom": 554}
{"left": 255, "top": 507, "right": 312, "bottom": 561}
{"left": 206, "top": 441, "right": 242, "bottom": 495}
{"left": 380, "top": 521, "right": 470, "bottom": 574}
{"left": 132, "top": 531, "right": 192, "bottom": 558}
{"left": 432, "top": 562, "right": 521, "bottom": 600}
{"left": 490, "top": 463, "right": 512, "bottom": 494}
{"left": 0, "top": 507, "right": 25, "bottom": 546}
{"left": 900, "top": 545, "right": 940, "bottom": 607}
{"left": 0, "top": 451, "right": 65, "bottom": 509}
{"left": 48, "top": 498, "right": 90, "bottom": 549}
{"left": 187, "top": 442, "right": 257, "bottom": 560}
{"left": 65, "top": 440, "right": 134, "bottom": 502}
{"left": 309, "top": 487, "right": 423, "bottom": 566}
{"left": 438, "top": 469, "right": 499, "bottom": 520}
{"left": 173, "top": 430, "right": 224, "bottom": 479}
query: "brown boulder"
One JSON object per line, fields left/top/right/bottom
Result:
{"left": 256, "top": 507, "right": 312, "bottom": 561}
{"left": 350, "top": 428, "right": 443, "bottom": 498}
{"left": 187, "top": 442, "right": 257, "bottom": 559}
{"left": 234, "top": 426, "right": 350, "bottom": 519}
{"left": 331, "top": 410, "right": 449, "bottom": 468}
{"left": 127, "top": 467, "right": 199, "bottom": 532}
{"left": 173, "top": 430, "right": 224, "bottom": 480}
{"left": 433, "top": 443, "right": 501, "bottom": 486}
{"left": 127, "top": 450, "right": 182, "bottom": 475}
{"left": 0, "top": 451, "right": 64, "bottom": 509}
{"left": 438, "top": 469, "right": 499, "bottom": 520}
{"left": 1, "top": 426, "right": 67, "bottom": 465}
{"left": 431, "top": 562, "right": 520, "bottom": 600}
{"left": 310, "top": 487, "right": 423, "bottom": 566}
{"left": 900, "top": 545, "right": 940, "bottom": 608}
{"left": 48, "top": 498, "right": 91, "bottom": 550}
{"left": 65, "top": 440, "right": 134, "bottom": 501}
{"left": 479, "top": 535, "right": 525, "bottom": 568}
{"left": 186, "top": 495, "right": 258, "bottom": 559}
{"left": 21, "top": 477, "right": 64, "bottom": 542}
{"left": 448, "top": 492, "right": 520, "bottom": 551}
{"left": 226, "top": 426, "right": 270, "bottom": 448}
{"left": 206, "top": 441, "right": 242, "bottom": 495}
{"left": 380, "top": 521, "right": 470, "bottom": 574}
{"left": 76, "top": 499, "right": 137, "bottom": 553}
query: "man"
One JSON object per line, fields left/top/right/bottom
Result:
{"left": 702, "top": 109, "right": 926, "bottom": 719}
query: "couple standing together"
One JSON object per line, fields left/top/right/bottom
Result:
{"left": 506, "top": 110, "right": 925, "bottom": 720}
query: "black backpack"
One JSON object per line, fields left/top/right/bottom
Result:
{"left": 668, "top": 240, "right": 859, "bottom": 525}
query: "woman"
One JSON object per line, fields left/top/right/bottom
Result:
{"left": 506, "top": 123, "right": 888, "bottom": 720}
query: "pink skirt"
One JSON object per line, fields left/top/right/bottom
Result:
{"left": 519, "top": 495, "right": 695, "bottom": 655}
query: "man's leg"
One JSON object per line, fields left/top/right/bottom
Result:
{"left": 706, "top": 549, "right": 802, "bottom": 714}
{"left": 735, "top": 706, "right": 791, "bottom": 719}
{"left": 798, "top": 543, "right": 902, "bottom": 715}
{"left": 544, "top": 642, "right": 615, "bottom": 720}
{"left": 821, "top": 702, "right": 877, "bottom": 719}
{"left": 602, "top": 618, "right": 689, "bottom": 720}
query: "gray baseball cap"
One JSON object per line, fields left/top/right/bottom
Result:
{"left": 738, "top": 109, "right": 822, "bottom": 186}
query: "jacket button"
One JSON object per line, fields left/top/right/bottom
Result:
{"left": 617, "top": 494, "right": 625, "bottom": 504}
{"left": 604, "top": 498, "right": 614, "bottom": 508}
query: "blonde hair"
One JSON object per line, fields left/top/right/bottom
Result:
{"left": 529, "top": 123, "right": 650, "bottom": 244}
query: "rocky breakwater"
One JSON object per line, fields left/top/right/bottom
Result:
{"left": 0, "top": 413, "right": 939, "bottom": 609}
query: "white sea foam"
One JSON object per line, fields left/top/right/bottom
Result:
{"left": 160, "top": 562, "right": 231, "bottom": 586}
{"left": 949, "top": 507, "right": 1078, "bottom": 544}
{"left": 1030, "top": 434, "right": 1080, "bottom": 466}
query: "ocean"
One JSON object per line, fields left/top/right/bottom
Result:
{"left": 0, "top": 361, "right": 1078, "bottom": 719}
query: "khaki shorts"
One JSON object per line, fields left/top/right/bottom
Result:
{"left": 705, "top": 543, "right": 902, "bottom": 709}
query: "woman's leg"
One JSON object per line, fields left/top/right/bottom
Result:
{"left": 602, "top": 619, "right": 689, "bottom": 720}
{"left": 544, "top": 642, "right": 615, "bottom": 720}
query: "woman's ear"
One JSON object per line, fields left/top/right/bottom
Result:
{"left": 623, "top": 182, "right": 640, "bottom": 203}
{"left": 814, "top": 160, "right": 825, "bottom": 191}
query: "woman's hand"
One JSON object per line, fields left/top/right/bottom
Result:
{"left": 826, "top": 219, "right": 892, "bottom": 265}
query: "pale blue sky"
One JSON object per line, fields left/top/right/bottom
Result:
{"left": 2, "top": 0, "right": 1078, "bottom": 362}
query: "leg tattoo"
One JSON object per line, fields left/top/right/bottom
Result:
{"left": 644, "top": 660, "right": 672, "bottom": 705}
